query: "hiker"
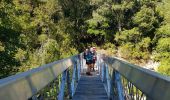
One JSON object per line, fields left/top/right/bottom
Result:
{"left": 84, "top": 47, "right": 93, "bottom": 75}
{"left": 91, "top": 47, "right": 97, "bottom": 71}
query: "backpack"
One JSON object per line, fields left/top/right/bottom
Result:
{"left": 86, "top": 51, "right": 93, "bottom": 61}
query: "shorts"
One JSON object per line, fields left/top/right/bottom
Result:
{"left": 86, "top": 60, "right": 93, "bottom": 65}
{"left": 92, "top": 59, "right": 96, "bottom": 64}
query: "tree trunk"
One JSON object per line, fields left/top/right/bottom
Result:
{"left": 118, "top": 21, "right": 122, "bottom": 32}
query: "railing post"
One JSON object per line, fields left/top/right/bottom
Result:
{"left": 102, "top": 62, "right": 106, "bottom": 82}
{"left": 77, "top": 57, "right": 81, "bottom": 80}
{"left": 110, "top": 70, "right": 114, "bottom": 100}
{"left": 67, "top": 69, "right": 72, "bottom": 99}
{"left": 114, "top": 71, "right": 124, "bottom": 100}
{"left": 71, "top": 59, "right": 77, "bottom": 97}
{"left": 97, "top": 55, "right": 101, "bottom": 74}
{"left": 106, "top": 64, "right": 111, "bottom": 99}
{"left": 58, "top": 70, "right": 67, "bottom": 100}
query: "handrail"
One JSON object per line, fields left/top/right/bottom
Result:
{"left": 101, "top": 55, "right": 170, "bottom": 100}
{"left": 0, "top": 55, "right": 79, "bottom": 100}
{"left": 1, "top": 52, "right": 170, "bottom": 100}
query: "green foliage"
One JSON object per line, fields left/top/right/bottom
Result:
{"left": 154, "top": 38, "right": 170, "bottom": 62}
{"left": 156, "top": 24, "right": 170, "bottom": 38}
{"left": 119, "top": 43, "right": 134, "bottom": 59}
{"left": 133, "top": 5, "right": 158, "bottom": 33}
{"left": 156, "top": 38, "right": 170, "bottom": 52}
{"left": 112, "top": 1, "right": 135, "bottom": 31}
{"left": 0, "top": 0, "right": 81, "bottom": 78}
{"left": 138, "top": 37, "right": 151, "bottom": 51}
{"left": 119, "top": 41, "right": 150, "bottom": 64}
{"left": 86, "top": 10, "right": 109, "bottom": 35}
{"left": 0, "top": 0, "right": 170, "bottom": 78}
{"left": 102, "top": 42, "right": 116, "bottom": 55}
{"left": 158, "top": 58, "right": 170, "bottom": 76}
{"left": 115, "top": 28, "right": 141, "bottom": 44}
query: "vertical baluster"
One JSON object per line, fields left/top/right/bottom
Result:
{"left": 139, "top": 93, "right": 144, "bottom": 100}
{"left": 98, "top": 55, "right": 101, "bottom": 76}
{"left": 58, "top": 70, "right": 67, "bottom": 100}
{"left": 129, "top": 83, "right": 133, "bottom": 99}
{"left": 114, "top": 71, "right": 124, "bottom": 100}
{"left": 102, "top": 62, "right": 106, "bottom": 82}
{"left": 81, "top": 53, "right": 83, "bottom": 73}
{"left": 122, "top": 77, "right": 126, "bottom": 99}
{"left": 79, "top": 54, "right": 82, "bottom": 75}
{"left": 71, "top": 60, "right": 77, "bottom": 97}
{"left": 127, "top": 81, "right": 131, "bottom": 95}
{"left": 97, "top": 55, "right": 101, "bottom": 74}
{"left": 132, "top": 84, "right": 135, "bottom": 100}
{"left": 99, "top": 55, "right": 102, "bottom": 75}
{"left": 75, "top": 58, "right": 78, "bottom": 83}
{"left": 67, "top": 69, "right": 72, "bottom": 99}
{"left": 136, "top": 88, "right": 139, "bottom": 100}
{"left": 77, "top": 57, "right": 81, "bottom": 80}
{"left": 109, "top": 69, "right": 114, "bottom": 100}
{"left": 106, "top": 64, "right": 111, "bottom": 99}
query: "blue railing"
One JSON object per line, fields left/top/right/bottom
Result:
{"left": 0, "top": 54, "right": 83, "bottom": 100}
{"left": 0, "top": 53, "right": 170, "bottom": 100}
{"left": 99, "top": 54, "right": 170, "bottom": 100}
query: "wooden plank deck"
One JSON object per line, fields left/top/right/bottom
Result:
{"left": 72, "top": 75, "right": 108, "bottom": 100}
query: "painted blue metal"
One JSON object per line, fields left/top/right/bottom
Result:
{"left": 58, "top": 70, "right": 67, "bottom": 100}
{"left": 71, "top": 62, "right": 77, "bottom": 97}
{"left": 101, "top": 62, "right": 106, "bottom": 82}
{"left": 106, "top": 64, "right": 111, "bottom": 99}
{"left": 77, "top": 58, "right": 81, "bottom": 80}
{"left": 110, "top": 70, "right": 114, "bottom": 100}
{"left": 97, "top": 56, "right": 100, "bottom": 74}
{"left": 115, "top": 71, "right": 124, "bottom": 100}
{"left": 66, "top": 69, "right": 72, "bottom": 99}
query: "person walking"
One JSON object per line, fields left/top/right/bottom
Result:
{"left": 91, "top": 47, "right": 97, "bottom": 71}
{"left": 84, "top": 47, "right": 93, "bottom": 75}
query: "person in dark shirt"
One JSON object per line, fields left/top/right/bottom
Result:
{"left": 84, "top": 47, "right": 93, "bottom": 75}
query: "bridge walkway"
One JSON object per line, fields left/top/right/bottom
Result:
{"left": 72, "top": 74, "right": 108, "bottom": 100}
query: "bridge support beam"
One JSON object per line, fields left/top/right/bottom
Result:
{"left": 58, "top": 70, "right": 67, "bottom": 100}
{"left": 71, "top": 60, "right": 78, "bottom": 97}
{"left": 77, "top": 58, "right": 81, "bottom": 81}
{"left": 106, "top": 64, "right": 111, "bottom": 99}
{"left": 114, "top": 71, "right": 124, "bottom": 100}
{"left": 102, "top": 62, "right": 106, "bottom": 82}
{"left": 67, "top": 69, "right": 72, "bottom": 99}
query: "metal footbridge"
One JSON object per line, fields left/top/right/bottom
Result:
{"left": 0, "top": 53, "right": 170, "bottom": 100}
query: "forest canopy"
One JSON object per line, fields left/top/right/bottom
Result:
{"left": 0, "top": 0, "right": 170, "bottom": 78}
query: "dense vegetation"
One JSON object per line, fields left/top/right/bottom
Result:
{"left": 0, "top": 0, "right": 170, "bottom": 78}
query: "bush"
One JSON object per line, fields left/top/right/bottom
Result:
{"left": 101, "top": 42, "right": 116, "bottom": 55}
{"left": 157, "top": 58, "right": 170, "bottom": 76}
{"left": 156, "top": 38, "right": 170, "bottom": 52}
{"left": 119, "top": 42, "right": 150, "bottom": 64}
{"left": 119, "top": 43, "right": 134, "bottom": 59}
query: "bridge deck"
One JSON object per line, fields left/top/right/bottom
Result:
{"left": 72, "top": 74, "right": 108, "bottom": 100}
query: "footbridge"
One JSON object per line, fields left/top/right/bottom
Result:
{"left": 0, "top": 53, "right": 170, "bottom": 100}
